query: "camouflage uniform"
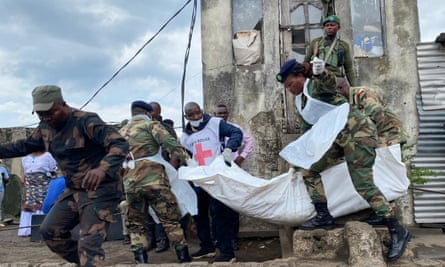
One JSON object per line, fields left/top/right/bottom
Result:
{"left": 304, "top": 36, "right": 356, "bottom": 86}
{"left": 349, "top": 87, "right": 406, "bottom": 147}
{"left": 0, "top": 109, "right": 129, "bottom": 267}
{"left": 119, "top": 117, "right": 189, "bottom": 252}
{"left": 301, "top": 71, "right": 393, "bottom": 218}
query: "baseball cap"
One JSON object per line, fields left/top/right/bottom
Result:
{"left": 32, "top": 85, "right": 64, "bottom": 112}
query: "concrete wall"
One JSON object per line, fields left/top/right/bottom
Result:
{"left": 355, "top": 1, "right": 420, "bottom": 146}
{"left": 0, "top": 127, "right": 34, "bottom": 178}
{"left": 201, "top": 0, "right": 285, "bottom": 179}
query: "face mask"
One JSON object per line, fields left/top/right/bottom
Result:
{"left": 189, "top": 117, "right": 203, "bottom": 127}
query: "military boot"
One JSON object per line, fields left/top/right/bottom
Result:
{"left": 155, "top": 223, "right": 170, "bottom": 253}
{"left": 361, "top": 211, "right": 387, "bottom": 226}
{"left": 386, "top": 217, "right": 411, "bottom": 262}
{"left": 133, "top": 247, "right": 148, "bottom": 264}
{"left": 146, "top": 223, "right": 156, "bottom": 251}
{"left": 299, "top": 203, "right": 335, "bottom": 230}
{"left": 155, "top": 238, "right": 170, "bottom": 253}
{"left": 175, "top": 245, "right": 192, "bottom": 263}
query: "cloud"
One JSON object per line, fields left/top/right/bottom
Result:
{"left": 0, "top": 0, "right": 202, "bottom": 128}
{"left": 1, "top": 0, "right": 440, "bottom": 130}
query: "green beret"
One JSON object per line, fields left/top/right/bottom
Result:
{"left": 323, "top": 15, "right": 340, "bottom": 26}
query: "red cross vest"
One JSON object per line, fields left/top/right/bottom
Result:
{"left": 181, "top": 117, "right": 222, "bottom": 166}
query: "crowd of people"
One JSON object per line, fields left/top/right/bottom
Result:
{"left": 0, "top": 13, "right": 411, "bottom": 267}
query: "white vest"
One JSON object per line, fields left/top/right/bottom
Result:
{"left": 181, "top": 117, "right": 222, "bottom": 166}
{"left": 295, "top": 79, "right": 337, "bottom": 125}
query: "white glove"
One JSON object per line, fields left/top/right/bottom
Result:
{"left": 311, "top": 57, "right": 325, "bottom": 75}
{"left": 222, "top": 148, "right": 233, "bottom": 164}
{"left": 186, "top": 159, "right": 199, "bottom": 168}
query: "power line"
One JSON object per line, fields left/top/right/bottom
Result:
{"left": 5, "top": 1, "right": 194, "bottom": 129}
{"left": 79, "top": 0, "right": 193, "bottom": 110}
{"left": 180, "top": 0, "right": 198, "bottom": 131}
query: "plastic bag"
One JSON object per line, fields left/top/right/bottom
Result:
{"left": 232, "top": 30, "right": 261, "bottom": 65}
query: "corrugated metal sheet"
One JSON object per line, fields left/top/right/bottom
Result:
{"left": 413, "top": 41, "right": 445, "bottom": 224}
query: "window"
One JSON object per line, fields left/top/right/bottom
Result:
{"left": 232, "top": 0, "right": 263, "bottom": 65}
{"left": 232, "top": 0, "right": 263, "bottom": 34}
{"left": 351, "top": 0, "right": 384, "bottom": 57}
{"left": 289, "top": 3, "right": 323, "bottom": 62}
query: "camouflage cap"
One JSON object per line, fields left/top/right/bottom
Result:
{"left": 32, "top": 85, "right": 64, "bottom": 112}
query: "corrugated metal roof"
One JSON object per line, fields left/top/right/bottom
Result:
{"left": 413, "top": 42, "right": 445, "bottom": 224}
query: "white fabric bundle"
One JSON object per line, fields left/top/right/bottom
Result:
{"left": 178, "top": 103, "right": 409, "bottom": 225}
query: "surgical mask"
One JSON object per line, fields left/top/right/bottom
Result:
{"left": 189, "top": 117, "right": 203, "bottom": 127}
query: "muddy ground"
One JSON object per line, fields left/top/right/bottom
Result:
{"left": 0, "top": 223, "right": 282, "bottom": 265}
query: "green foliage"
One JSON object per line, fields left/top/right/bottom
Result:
{"left": 402, "top": 144, "right": 436, "bottom": 185}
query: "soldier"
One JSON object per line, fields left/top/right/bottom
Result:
{"left": 0, "top": 85, "right": 129, "bottom": 267}
{"left": 303, "top": 15, "right": 356, "bottom": 86}
{"left": 145, "top": 101, "right": 174, "bottom": 253}
{"left": 119, "top": 100, "right": 192, "bottom": 264}
{"left": 336, "top": 77, "right": 407, "bottom": 226}
{"left": 276, "top": 59, "right": 411, "bottom": 262}
{"left": 336, "top": 77, "right": 406, "bottom": 148}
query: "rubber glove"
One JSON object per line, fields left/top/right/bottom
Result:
{"left": 311, "top": 57, "right": 325, "bottom": 75}
{"left": 222, "top": 148, "right": 233, "bottom": 166}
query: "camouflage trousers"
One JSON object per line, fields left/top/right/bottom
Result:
{"left": 125, "top": 183, "right": 186, "bottom": 251}
{"left": 302, "top": 107, "right": 393, "bottom": 218}
{"left": 39, "top": 189, "right": 119, "bottom": 267}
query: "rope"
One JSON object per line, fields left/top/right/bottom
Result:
{"left": 410, "top": 185, "right": 445, "bottom": 195}
{"left": 0, "top": 224, "right": 40, "bottom": 232}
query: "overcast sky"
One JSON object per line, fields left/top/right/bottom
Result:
{"left": 0, "top": 0, "right": 443, "bottom": 129}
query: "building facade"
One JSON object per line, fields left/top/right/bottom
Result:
{"left": 201, "top": 0, "right": 420, "bottom": 226}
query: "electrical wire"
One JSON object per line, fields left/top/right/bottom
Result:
{"left": 5, "top": 1, "right": 194, "bottom": 128}
{"left": 180, "top": 0, "right": 197, "bottom": 131}
{"left": 79, "top": 0, "right": 193, "bottom": 110}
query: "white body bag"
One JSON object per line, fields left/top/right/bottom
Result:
{"left": 178, "top": 105, "right": 409, "bottom": 225}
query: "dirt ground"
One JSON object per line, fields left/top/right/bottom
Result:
{"left": 3, "top": 220, "right": 445, "bottom": 266}
{"left": 0, "top": 223, "right": 282, "bottom": 265}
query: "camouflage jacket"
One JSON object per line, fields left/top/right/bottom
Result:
{"left": 350, "top": 87, "right": 406, "bottom": 146}
{"left": 119, "top": 116, "right": 189, "bottom": 191}
{"left": 304, "top": 36, "right": 356, "bottom": 86}
{"left": 0, "top": 108, "right": 129, "bottom": 199}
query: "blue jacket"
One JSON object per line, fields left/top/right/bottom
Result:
{"left": 42, "top": 176, "right": 66, "bottom": 214}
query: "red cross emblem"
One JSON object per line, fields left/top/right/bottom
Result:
{"left": 194, "top": 143, "right": 213, "bottom": 166}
